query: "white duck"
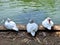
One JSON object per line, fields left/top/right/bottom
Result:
{"left": 42, "top": 17, "right": 54, "bottom": 30}
{"left": 4, "top": 18, "right": 18, "bottom": 31}
{"left": 26, "top": 19, "right": 38, "bottom": 36}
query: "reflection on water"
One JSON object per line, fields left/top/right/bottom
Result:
{"left": 0, "top": 0, "right": 60, "bottom": 25}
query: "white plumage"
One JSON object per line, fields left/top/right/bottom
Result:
{"left": 27, "top": 22, "right": 38, "bottom": 36}
{"left": 42, "top": 17, "right": 54, "bottom": 30}
{"left": 4, "top": 18, "right": 18, "bottom": 31}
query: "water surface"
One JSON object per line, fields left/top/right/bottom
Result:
{"left": 0, "top": 0, "right": 60, "bottom": 25}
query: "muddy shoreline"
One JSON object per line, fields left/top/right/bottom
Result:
{"left": 0, "top": 31, "right": 60, "bottom": 45}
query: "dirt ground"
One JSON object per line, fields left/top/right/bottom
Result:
{"left": 0, "top": 31, "right": 60, "bottom": 45}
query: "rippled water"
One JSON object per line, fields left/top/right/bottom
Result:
{"left": 0, "top": 0, "right": 60, "bottom": 25}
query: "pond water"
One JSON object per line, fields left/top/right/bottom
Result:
{"left": 0, "top": 0, "right": 60, "bottom": 25}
